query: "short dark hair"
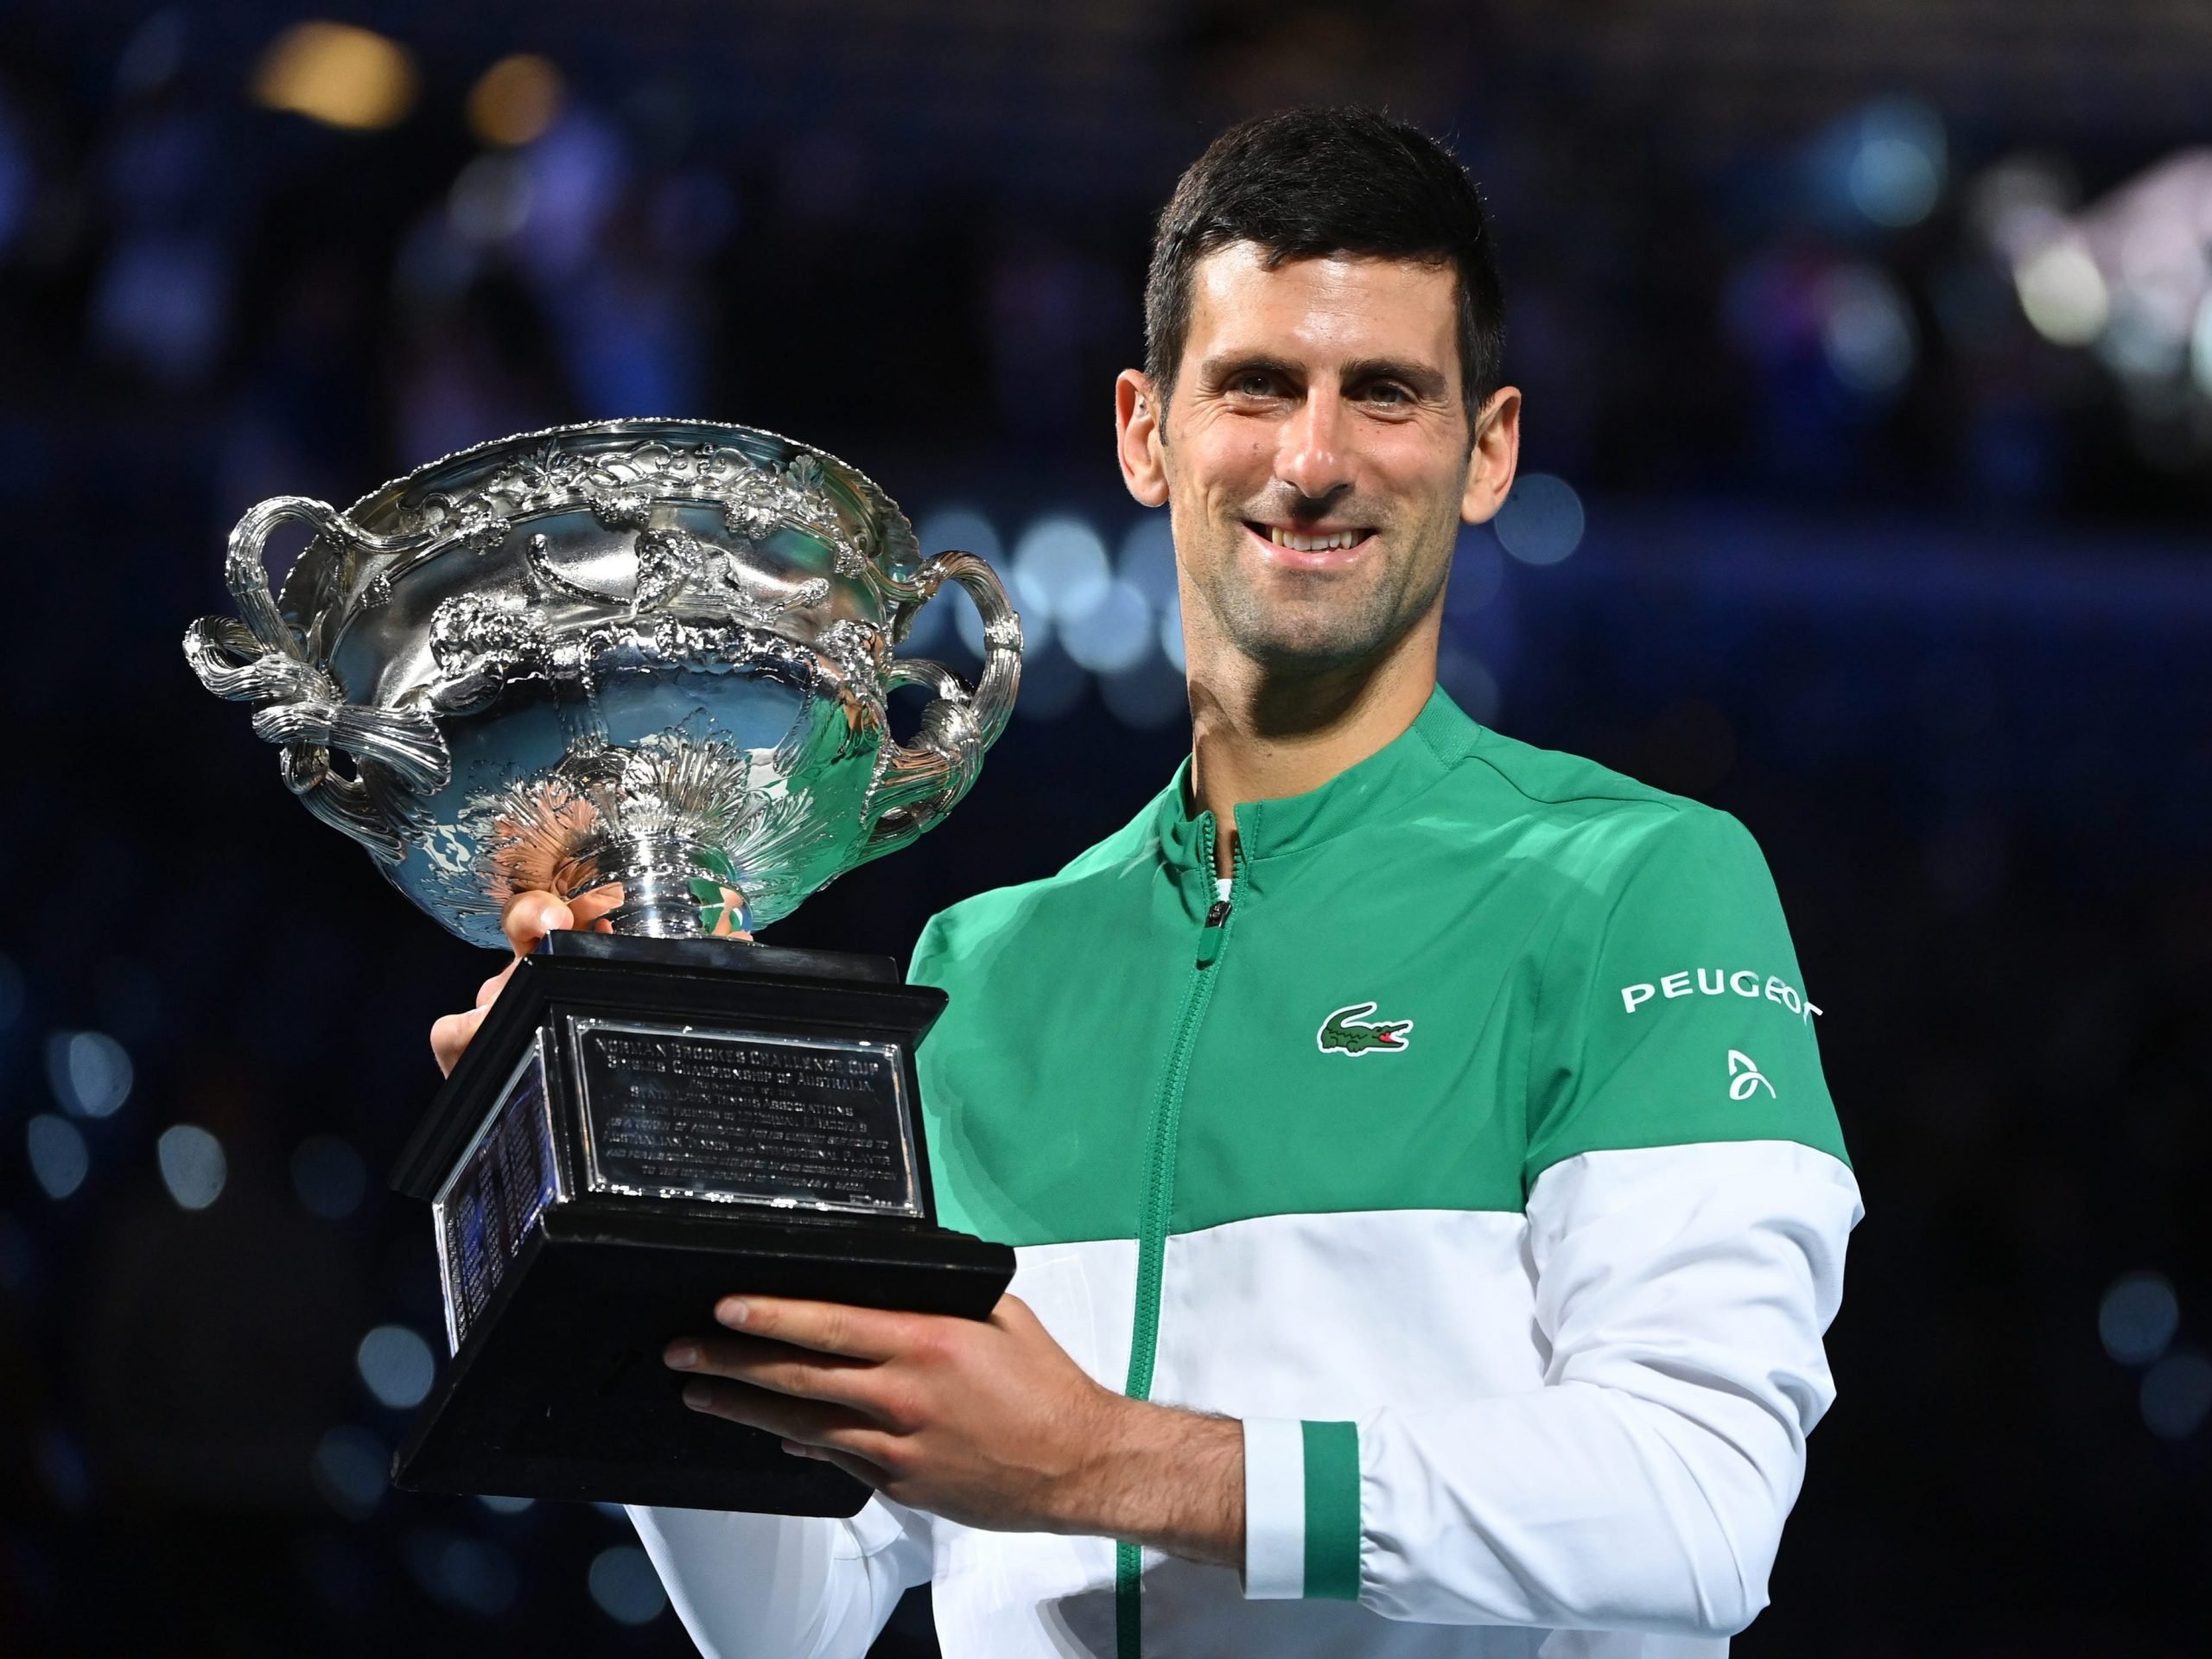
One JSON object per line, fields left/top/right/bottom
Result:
{"left": 1143, "top": 107, "right": 1505, "bottom": 432}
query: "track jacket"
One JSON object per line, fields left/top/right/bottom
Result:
{"left": 631, "top": 688, "right": 1863, "bottom": 1658}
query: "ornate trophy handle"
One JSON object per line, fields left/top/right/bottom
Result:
{"left": 857, "top": 550, "right": 1023, "bottom": 861}
{"left": 182, "top": 497, "right": 448, "bottom": 864}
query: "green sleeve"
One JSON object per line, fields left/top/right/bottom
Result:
{"left": 907, "top": 911, "right": 950, "bottom": 990}
{"left": 1523, "top": 804, "right": 1849, "bottom": 1185}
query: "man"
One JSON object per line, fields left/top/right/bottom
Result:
{"left": 435, "top": 108, "right": 1860, "bottom": 1658}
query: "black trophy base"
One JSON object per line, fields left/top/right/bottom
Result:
{"left": 387, "top": 932, "right": 1016, "bottom": 1516}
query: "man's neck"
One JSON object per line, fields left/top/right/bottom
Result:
{"left": 1185, "top": 619, "right": 1440, "bottom": 878}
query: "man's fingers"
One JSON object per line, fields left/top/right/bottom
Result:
{"left": 500, "top": 890, "right": 577, "bottom": 954}
{"left": 713, "top": 1295, "right": 917, "bottom": 1361}
{"left": 430, "top": 1007, "right": 487, "bottom": 1077}
{"left": 475, "top": 958, "right": 518, "bottom": 1009}
{"left": 793, "top": 1444, "right": 893, "bottom": 1491}
{"left": 664, "top": 1333, "right": 883, "bottom": 1408}
{"left": 569, "top": 884, "right": 625, "bottom": 931}
{"left": 677, "top": 1377, "right": 900, "bottom": 1473}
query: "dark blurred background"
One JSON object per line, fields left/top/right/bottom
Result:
{"left": 3, "top": 3, "right": 2209, "bottom": 1655}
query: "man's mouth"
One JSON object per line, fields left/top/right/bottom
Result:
{"left": 1245, "top": 521, "right": 1376, "bottom": 557}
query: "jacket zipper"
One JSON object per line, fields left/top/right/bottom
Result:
{"left": 1116, "top": 816, "right": 1240, "bottom": 1659}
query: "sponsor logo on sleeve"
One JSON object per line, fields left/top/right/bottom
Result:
{"left": 1618, "top": 969, "right": 1822, "bottom": 1025}
{"left": 1318, "top": 1001, "right": 1414, "bottom": 1056}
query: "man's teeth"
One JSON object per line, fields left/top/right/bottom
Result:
{"left": 1267, "top": 527, "right": 1365, "bottom": 551}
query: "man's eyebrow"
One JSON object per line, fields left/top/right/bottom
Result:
{"left": 1197, "top": 353, "right": 1300, "bottom": 385}
{"left": 1340, "top": 358, "right": 1451, "bottom": 399}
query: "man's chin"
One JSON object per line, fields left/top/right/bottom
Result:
{"left": 1223, "top": 617, "right": 1400, "bottom": 677}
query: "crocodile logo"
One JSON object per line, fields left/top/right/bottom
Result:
{"left": 1318, "top": 1002, "right": 1414, "bottom": 1056}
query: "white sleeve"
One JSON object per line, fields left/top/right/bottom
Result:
{"left": 1239, "top": 1139, "right": 1862, "bottom": 1638}
{"left": 626, "top": 1496, "right": 931, "bottom": 1659}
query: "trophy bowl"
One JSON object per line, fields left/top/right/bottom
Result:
{"left": 183, "top": 420, "right": 1024, "bottom": 1515}
{"left": 185, "top": 417, "right": 1022, "bottom": 946}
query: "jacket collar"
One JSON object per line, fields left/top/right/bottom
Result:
{"left": 1151, "top": 686, "right": 1483, "bottom": 878}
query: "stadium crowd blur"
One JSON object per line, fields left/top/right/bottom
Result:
{"left": 2, "top": 3, "right": 2207, "bottom": 1655}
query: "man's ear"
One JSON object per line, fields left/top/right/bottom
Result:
{"left": 1459, "top": 385, "right": 1522, "bottom": 526}
{"left": 1116, "top": 370, "right": 1171, "bottom": 508}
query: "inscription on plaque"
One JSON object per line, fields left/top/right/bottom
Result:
{"left": 434, "top": 1045, "right": 560, "bottom": 1353}
{"left": 570, "top": 1018, "right": 920, "bottom": 1216}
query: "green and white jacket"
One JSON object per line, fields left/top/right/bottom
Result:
{"left": 632, "top": 690, "right": 1863, "bottom": 1658}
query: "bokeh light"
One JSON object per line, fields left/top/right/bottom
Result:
{"left": 1491, "top": 474, "right": 1586, "bottom": 566}
{"left": 1012, "top": 515, "right": 1111, "bottom": 623}
{"left": 2099, "top": 1271, "right": 2179, "bottom": 1365}
{"left": 588, "top": 1545, "right": 669, "bottom": 1624}
{"left": 1117, "top": 515, "right": 1178, "bottom": 607}
{"left": 1820, "top": 265, "right": 1918, "bottom": 397}
{"left": 251, "top": 22, "right": 418, "bottom": 132}
{"left": 448, "top": 154, "right": 535, "bottom": 246}
{"left": 46, "top": 1030, "right": 133, "bottom": 1118}
{"left": 357, "top": 1325, "right": 436, "bottom": 1410}
{"left": 1847, "top": 100, "right": 1947, "bottom": 229}
{"left": 156, "top": 1124, "right": 228, "bottom": 1211}
{"left": 1435, "top": 645, "right": 1501, "bottom": 726}
{"left": 292, "top": 1135, "right": 369, "bottom": 1221}
{"left": 467, "top": 54, "right": 565, "bottom": 149}
{"left": 1060, "top": 580, "right": 1154, "bottom": 675}
{"left": 2139, "top": 1352, "right": 2212, "bottom": 1441}
{"left": 25, "top": 1115, "right": 89, "bottom": 1201}
{"left": 311, "top": 1425, "right": 388, "bottom": 1520}
{"left": 2015, "top": 237, "right": 2111, "bottom": 346}
{"left": 407, "top": 1529, "right": 519, "bottom": 1617}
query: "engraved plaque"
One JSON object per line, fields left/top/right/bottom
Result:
{"left": 433, "top": 1039, "right": 561, "bottom": 1353}
{"left": 569, "top": 1017, "right": 922, "bottom": 1217}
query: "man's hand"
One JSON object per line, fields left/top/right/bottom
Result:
{"left": 428, "top": 889, "right": 610, "bottom": 1076}
{"left": 427, "top": 883, "right": 749, "bottom": 1075}
{"left": 666, "top": 1294, "right": 1245, "bottom": 1567}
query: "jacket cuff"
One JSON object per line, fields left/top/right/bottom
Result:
{"left": 1242, "top": 1418, "right": 1361, "bottom": 1601}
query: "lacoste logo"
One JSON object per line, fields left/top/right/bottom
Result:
{"left": 1318, "top": 1002, "right": 1414, "bottom": 1056}
{"left": 1727, "top": 1050, "right": 1776, "bottom": 1100}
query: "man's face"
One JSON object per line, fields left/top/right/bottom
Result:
{"left": 1134, "top": 244, "right": 1510, "bottom": 675}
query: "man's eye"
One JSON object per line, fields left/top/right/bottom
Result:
{"left": 1363, "top": 383, "right": 1411, "bottom": 405}
{"left": 1230, "top": 372, "right": 1278, "bottom": 397}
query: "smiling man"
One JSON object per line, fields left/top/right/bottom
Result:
{"left": 437, "top": 108, "right": 1860, "bottom": 1658}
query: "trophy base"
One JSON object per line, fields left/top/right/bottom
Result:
{"left": 387, "top": 932, "right": 1016, "bottom": 1515}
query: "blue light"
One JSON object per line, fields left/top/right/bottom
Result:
{"left": 588, "top": 1544, "right": 669, "bottom": 1624}
{"left": 1061, "top": 581, "right": 1154, "bottom": 676}
{"left": 1116, "top": 515, "right": 1178, "bottom": 608}
{"left": 157, "top": 1124, "right": 227, "bottom": 1211}
{"left": 2140, "top": 1351, "right": 2212, "bottom": 1441}
{"left": 46, "top": 1030, "right": 133, "bottom": 1118}
{"left": 357, "top": 1325, "right": 436, "bottom": 1409}
{"left": 292, "top": 1135, "right": 368, "bottom": 1221}
{"left": 1847, "top": 101, "right": 1947, "bottom": 229}
{"left": 2099, "top": 1271, "right": 2179, "bottom": 1366}
{"left": 26, "top": 1115, "right": 89, "bottom": 1200}
{"left": 1492, "top": 474, "right": 1585, "bottom": 567}
{"left": 312, "top": 1425, "right": 387, "bottom": 1519}
{"left": 1012, "top": 516, "right": 1109, "bottom": 620}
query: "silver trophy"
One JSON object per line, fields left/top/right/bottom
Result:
{"left": 184, "top": 416, "right": 1020, "bottom": 941}
{"left": 184, "top": 420, "right": 1023, "bottom": 1514}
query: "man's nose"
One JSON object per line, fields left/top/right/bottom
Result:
{"left": 1275, "top": 384, "right": 1354, "bottom": 505}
